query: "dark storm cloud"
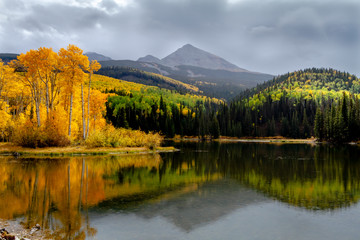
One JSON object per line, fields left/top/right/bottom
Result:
{"left": 16, "top": 4, "right": 106, "bottom": 32}
{"left": 0, "top": 0, "right": 359, "bottom": 75}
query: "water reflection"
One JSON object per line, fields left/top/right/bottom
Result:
{"left": 130, "top": 179, "right": 269, "bottom": 232}
{"left": 0, "top": 143, "right": 360, "bottom": 239}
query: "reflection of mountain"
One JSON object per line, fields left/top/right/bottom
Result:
{"left": 132, "top": 179, "right": 269, "bottom": 232}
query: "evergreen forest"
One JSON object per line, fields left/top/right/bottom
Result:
{"left": 105, "top": 68, "right": 360, "bottom": 143}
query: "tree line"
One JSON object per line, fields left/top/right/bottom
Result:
{"left": 314, "top": 92, "right": 360, "bottom": 143}
{"left": 106, "top": 93, "right": 221, "bottom": 139}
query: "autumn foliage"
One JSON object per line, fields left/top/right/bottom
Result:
{"left": 0, "top": 45, "right": 161, "bottom": 148}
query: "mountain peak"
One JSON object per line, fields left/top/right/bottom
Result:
{"left": 160, "top": 44, "right": 248, "bottom": 72}
{"left": 181, "top": 43, "right": 196, "bottom": 49}
{"left": 136, "top": 44, "right": 249, "bottom": 72}
{"left": 137, "top": 55, "right": 162, "bottom": 64}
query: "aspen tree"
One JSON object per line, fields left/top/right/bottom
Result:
{"left": 58, "top": 45, "right": 89, "bottom": 137}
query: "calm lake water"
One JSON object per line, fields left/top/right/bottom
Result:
{"left": 1, "top": 142, "right": 360, "bottom": 239}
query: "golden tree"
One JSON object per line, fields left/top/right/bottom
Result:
{"left": 17, "top": 50, "right": 43, "bottom": 127}
{"left": 58, "top": 45, "right": 89, "bottom": 137}
{"left": 85, "top": 60, "right": 101, "bottom": 139}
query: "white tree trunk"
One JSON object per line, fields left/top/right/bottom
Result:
{"left": 81, "top": 84, "right": 85, "bottom": 140}
{"left": 86, "top": 73, "right": 92, "bottom": 138}
{"left": 68, "top": 93, "right": 73, "bottom": 137}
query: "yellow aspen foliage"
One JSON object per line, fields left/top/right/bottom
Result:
{"left": 89, "top": 90, "right": 107, "bottom": 132}
{"left": 58, "top": 44, "right": 89, "bottom": 137}
{"left": 182, "top": 108, "right": 189, "bottom": 116}
{"left": 0, "top": 101, "right": 11, "bottom": 139}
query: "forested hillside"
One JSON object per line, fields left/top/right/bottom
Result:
{"left": 97, "top": 66, "right": 199, "bottom": 94}
{"left": 94, "top": 74, "right": 222, "bottom": 138}
{"left": 216, "top": 68, "right": 360, "bottom": 142}
{"left": 0, "top": 54, "right": 18, "bottom": 63}
{"left": 99, "top": 67, "right": 360, "bottom": 142}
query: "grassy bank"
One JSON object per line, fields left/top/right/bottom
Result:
{"left": 0, "top": 142, "right": 177, "bottom": 157}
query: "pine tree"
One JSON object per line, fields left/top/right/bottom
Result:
{"left": 267, "top": 117, "right": 276, "bottom": 136}
{"left": 302, "top": 110, "right": 310, "bottom": 138}
{"left": 314, "top": 108, "right": 324, "bottom": 140}
{"left": 281, "top": 117, "right": 290, "bottom": 137}
{"left": 210, "top": 115, "right": 221, "bottom": 139}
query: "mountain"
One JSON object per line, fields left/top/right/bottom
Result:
{"left": 85, "top": 52, "right": 112, "bottom": 61}
{"left": 161, "top": 44, "right": 247, "bottom": 72}
{"left": 137, "top": 44, "right": 247, "bottom": 72}
{"left": 96, "top": 44, "right": 273, "bottom": 100}
{"left": 98, "top": 60, "right": 272, "bottom": 100}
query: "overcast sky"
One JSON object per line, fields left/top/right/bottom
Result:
{"left": 0, "top": 0, "right": 359, "bottom": 75}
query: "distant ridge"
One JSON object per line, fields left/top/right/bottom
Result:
{"left": 137, "top": 55, "right": 163, "bottom": 65}
{"left": 85, "top": 52, "right": 112, "bottom": 61}
{"left": 0, "top": 53, "right": 18, "bottom": 63}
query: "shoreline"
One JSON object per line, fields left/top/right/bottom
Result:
{"left": 0, "top": 219, "right": 48, "bottom": 240}
{"left": 2, "top": 137, "right": 357, "bottom": 157}
{"left": 168, "top": 136, "right": 317, "bottom": 144}
{"left": 0, "top": 143, "right": 177, "bottom": 157}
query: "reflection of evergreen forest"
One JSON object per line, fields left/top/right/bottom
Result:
{"left": 211, "top": 143, "right": 360, "bottom": 210}
{"left": 0, "top": 143, "right": 360, "bottom": 238}
{"left": 165, "top": 142, "right": 360, "bottom": 209}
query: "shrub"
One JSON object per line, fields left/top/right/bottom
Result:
{"left": 13, "top": 120, "right": 70, "bottom": 148}
{"left": 42, "top": 119, "right": 71, "bottom": 147}
{"left": 13, "top": 121, "right": 41, "bottom": 148}
{"left": 85, "top": 125, "right": 163, "bottom": 148}
{"left": 83, "top": 130, "right": 106, "bottom": 148}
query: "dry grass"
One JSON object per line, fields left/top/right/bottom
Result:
{"left": 0, "top": 142, "right": 175, "bottom": 156}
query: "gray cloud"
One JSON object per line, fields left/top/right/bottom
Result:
{"left": 0, "top": 0, "right": 359, "bottom": 75}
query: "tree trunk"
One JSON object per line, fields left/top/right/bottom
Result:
{"left": 81, "top": 84, "right": 85, "bottom": 140}
{"left": 86, "top": 73, "right": 92, "bottom": 138}
{"left": 36, "top": 95, "right": 41, "bottom": 127}
{"left": 67, "top": 164, "right": 71, "bottom": 237}
{"left": 68, "top": 93, "right": 73, "bottom": 137}
{"left": 45, "top": 82, "right": 49, "bottom": 118}
{"left": 79, "top": 158, "right": 85, "bottom": 211}
{"left": 93, "top": 115, "right": 96, "bottom": 131}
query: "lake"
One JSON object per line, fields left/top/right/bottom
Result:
{"left": 1, "top": 142, "right": 360, "bottom": 239}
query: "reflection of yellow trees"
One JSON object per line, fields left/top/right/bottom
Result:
{"left": 0, "top": 154, "right": 219, "bottom": 239}
{"left": 0, "top": 155, "right": 159, "bottom": 239}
